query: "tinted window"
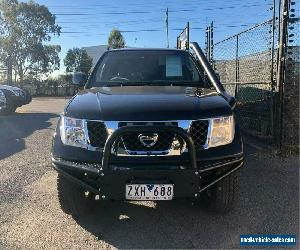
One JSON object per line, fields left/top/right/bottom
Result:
{"left": 89, "top": 50, "right": 205, "bottom": 87}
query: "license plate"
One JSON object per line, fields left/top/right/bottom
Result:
{"left": 126, "top": 184, "right": 174, "bottom": 200}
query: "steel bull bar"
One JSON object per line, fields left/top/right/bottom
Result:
{"left": 52, "top": 126, "right": 243, "bottom": 199}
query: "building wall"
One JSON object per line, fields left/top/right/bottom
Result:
{"left": 82, "top": 45, "right": 135, "bottom": 68}
{"left": 82, "top": 45, "right": 108, "bottom": 67}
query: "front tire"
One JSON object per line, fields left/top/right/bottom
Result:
{"left": 200, "top": 172, "right": 238, "bottom": 213}
{"left": 57, "top": 173, "right": 97, "bottom": 217}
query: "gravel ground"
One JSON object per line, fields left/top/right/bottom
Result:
{"left": 0, "top": 98, "right": 299, "bottom": 249}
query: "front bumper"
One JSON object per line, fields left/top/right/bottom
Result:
{"left": 52, "top": 125, "right": 244, "bottom": 200}
{"left": 0, "top": 101, "right": 6, "bottom": 110}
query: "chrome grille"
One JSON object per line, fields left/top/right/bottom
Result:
{"left": 189, "top": 120, "right": 209, "bottom": 148}
{"left": 118, "top": 122, "right": 179, "bottom": 155}
{"left": 119, "top": 122, "right": 178, "bottom": 127}
{"left": 85, "top": 120, "right": 209, "bottom": 152}
{"left": 86, "top": 121, "right": 108, "bottom": 148}
{"left": 121, "top": 132, "right": 176, "bottom": 154}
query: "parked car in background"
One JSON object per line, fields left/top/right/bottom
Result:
{"left": 0, "top": 90, "right": 6, "bottom": 113}
{"left": 0, "top": 84, "right": 32, "bottom": 115}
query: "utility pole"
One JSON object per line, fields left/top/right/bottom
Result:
{"left": 166, "top": 8, "right": 169, "bottom": 48}
{"left": 186, "top": 21, "right": 189, "bottom": 50}
{"left": 210, "top": 21, "right": 214, "bottom": 65}
{"left": 207, "top": 25, "right": 211, "bottom": 62}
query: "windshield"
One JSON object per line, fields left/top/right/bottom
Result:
{"left": 88, "top": 50, "right": 206, "bottom": 87}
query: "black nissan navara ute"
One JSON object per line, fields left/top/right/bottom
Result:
{"left": 52, "top": 42, "right": 244, "bottom": 217}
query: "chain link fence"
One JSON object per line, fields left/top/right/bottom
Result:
{"left": 0, "top": 79, "right": 77, "bottom": 97}
{"left": 211, "top": 19, "right": 277, "bottom": 141}
{"left": 0, "top": 60, "right": 76, "bottom": 97}
{"left": 22, "top": 84, "right": 77, "bottom": 97}
{"left": 205, "top": 0, "right": 299, "bottom": 150}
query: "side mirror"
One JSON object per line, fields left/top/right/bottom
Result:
{"left": 72, "top": 72, "right": 87, "bottom": 87}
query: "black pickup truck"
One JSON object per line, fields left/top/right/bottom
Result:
{"left": 52, "top": 43, "right": 244, "bottom": 217}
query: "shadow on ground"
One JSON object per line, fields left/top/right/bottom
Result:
{"left": 73, "top": 149, "right": 299, "bottom": 249}
{"left": 0, "top": 112, "right": 57, "bottom": 160}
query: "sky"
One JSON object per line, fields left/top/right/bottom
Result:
{"left": 31, "top": 0, "right": 276, "bottom": 75}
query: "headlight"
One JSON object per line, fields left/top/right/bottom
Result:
{"left": 0, "top": 90, "right": 6, "bottom": 101}
{"left": 60, "top": 116, "right": 88, "bottom": 148}
{"left": 207, "top": 116, "right": 235, "bottom": 148}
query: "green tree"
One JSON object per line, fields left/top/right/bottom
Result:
{"left": 64, "top": 48, "right": 93, "bottom": 75}
{"left": 108, "top": 28, "right": 125, "bottom": 49}
{"left": 0, "top": 0, "right": 61, "bottom": 82}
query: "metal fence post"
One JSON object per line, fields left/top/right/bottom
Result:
{"left": 234, "top": 35, "right": 239, "bottom": 97}
{"left": 270, "top": 0, "right": 276, "bottom": 141}
{"left": 276, "top": 0, "right": 289, "bottom": 149}
{"left": 207, "top": 26, "right": 211, "bottom": 62}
